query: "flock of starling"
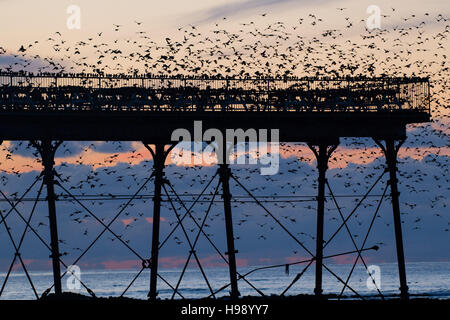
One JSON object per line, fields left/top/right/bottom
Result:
{"left": 0, "top": 8, "right": 448, "bottom": 269}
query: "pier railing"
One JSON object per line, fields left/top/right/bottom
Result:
{"left": 0, "top": 73, "right": 430, "bottom": 113}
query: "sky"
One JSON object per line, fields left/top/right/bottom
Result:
{"left": 0, "top": 0, "right": 448, "bottom": 296}
{"left": 0, "top": 0, "right": 448, "bottom": 52}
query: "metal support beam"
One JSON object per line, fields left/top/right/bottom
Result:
{"left": 219, "top": 163, "right": 240, "bottom": 299}
{"left": 144, "top": 142, "right": 175, "bottom": 300}
{"left": 147, "top": 143, "right": 165, "bottom": 300}
{"left": 308, "top": 142, "right": 338, "bottom": 297}
{"left": 35, "top": 139, "right": 62, "bottom": 296}
{"left": 376, "top": 139, "right": 409, "bottom": 299}
{"left": 315, "top": 145, "right": 327, "bottom": 296}
{"left": 217, "top": 136, "right": 239, "bottom": 298}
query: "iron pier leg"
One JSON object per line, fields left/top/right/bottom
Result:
{"left": 40, "top": 140, "right": 62, "bottom": 296}
{"left": 384, "top": 139, "right": 409, "bottom": 300}
{"left": 314, "top": 144, "right": 327, "bottom": 297}
{"left": 219, "top": 162, "right": 240, "bottom": 298}
{"left": 149, "top": 143, "right": 165, "bottom": 300}
{"left": 308, "top": 142, "right": 338, "bottom": 297}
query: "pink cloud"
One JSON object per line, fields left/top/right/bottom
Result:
{"left": 158, "top": 256, "right": 187, "bottom": 268}
{"left": 198, "top": 255, "right": 226, "bottom": 268}
{"left": 121, "top": 218, "right": 135, "bottom": 226}
{"left": 11, "top": 259, "right": 34, "bottom": 271}
{"left": 285, "top": 256, "right": 310, "bottom": 264}
{"left": 236, "top": 258, "right": 249, "bottom": 267}
{"left": 101, "top": 259, "right": 140, "bottom": 270}
{"left": 331, "top": 254, "right": 357, "bottom": 265}
{"left": 145, "top": 217, "right": 166, "bottom": 224}
{"left": 196, "top": 255, "right": 248, "bottom": 268}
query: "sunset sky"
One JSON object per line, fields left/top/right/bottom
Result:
{"left": 0, "top": 0, "right": 448, "bottom": 42}
{"left": 0, "top": 0, "right": 448, "bottom": 283}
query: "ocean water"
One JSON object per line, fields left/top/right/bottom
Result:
{"left": 0, "top": 262, "right": 449, "bottom": 300}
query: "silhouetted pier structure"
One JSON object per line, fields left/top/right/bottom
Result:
{"left": 0, "top": 72, "right": 430, "bottom": 300}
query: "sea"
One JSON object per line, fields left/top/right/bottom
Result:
{"left": 1, "top": 262, "right": 449, "bottom": 300}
